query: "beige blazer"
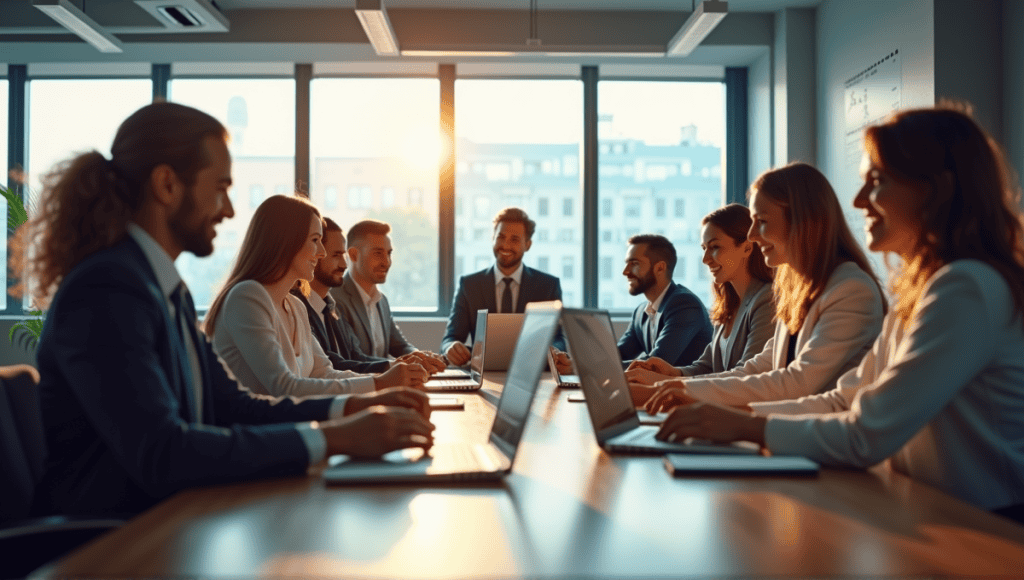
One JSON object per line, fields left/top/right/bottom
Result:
{"left": 683, "top": 262, "right": 885, "bottom": 406}
{"left": 679, "top": 279, "right": 774, "bottom": 376}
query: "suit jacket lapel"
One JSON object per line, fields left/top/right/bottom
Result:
{"left": 483, "top": 266, "right": 499, "bottom": 313}
{"left": 343, "top": 274, "right": 373, "bottom": 345}
{"left": 516, "top": 267, "right": 532, "bottom": 313}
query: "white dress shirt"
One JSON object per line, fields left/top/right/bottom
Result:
{"left": 493, "top": 262, "right": 524, "bottom": 313}
{"left": 306, "top": 289, "right": 329, "bottom": 328}
{"left": 757, "top": 260, "right": 1024, "bottom": 510}
{"left": 644, "top": 283, "right": 671, "bottom": 351}
{"left": 353, "top": 281, "right": 387, "bottom": 357}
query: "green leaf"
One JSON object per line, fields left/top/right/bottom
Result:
{"left": 0, "top": 183, "right": 29, "bottom": 233}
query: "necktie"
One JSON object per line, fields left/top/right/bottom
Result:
{"left": 501, "top": 277, "right": 514, "bottom": 314}
{"left": 645, "top": 303, "right": 658, "bottom": 352}
{"left": 170, "top": 283, "right": 203, "bottom": 422}
{"left": 322, "top": 299, "right": 341, "bottom": 353}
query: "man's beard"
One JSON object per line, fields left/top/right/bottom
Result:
{"left": 314, "top": 265, "right": 345, "bottom": 288}
{"left": 628, "top": 269, "right": 657, "bottom": 296}
{"left": 495, "top": 250, "right": 522, "bottom": 271}
{"left": 169, "top": 186, "right": 214, "bottom": 258}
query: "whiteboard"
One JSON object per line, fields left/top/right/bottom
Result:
{"left": 844, "top": 49, "right": 902, "bottom": 173}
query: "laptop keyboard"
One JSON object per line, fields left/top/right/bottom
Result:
{"left": 425, "top": 379, "right": 479, "bottom": 390}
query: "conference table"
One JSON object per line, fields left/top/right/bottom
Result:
{"left": 37, "top": 373, "right": 1024, "bottom": 578}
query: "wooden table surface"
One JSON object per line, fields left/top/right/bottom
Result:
{"left": 37, "top": 374, "right": 1024, "bottom": 578}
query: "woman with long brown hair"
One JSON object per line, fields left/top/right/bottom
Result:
{"left": 206, "top": 194, "right": 427, "bottom": 398}
{"left": 650, "top": 105, "right": 1024, "bottom": 521}
{"left": 626, "top": 204, "right": 773, "bottom": 383}
{"left": 640, "top": 163, "right": 886, "bottom": 407}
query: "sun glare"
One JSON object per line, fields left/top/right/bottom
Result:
{"left": 401, "top": 126, "right": 445, "bottom": 171}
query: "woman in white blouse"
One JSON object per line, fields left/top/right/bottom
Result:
{"left": 626, "top": 204, "right": 774, "bottom": 383}
{"left": 205, "top": 195, "right": 428, "bottom": 399}
{"left": 633, "top": 163, "right": 887, "bottom": 407}
{"left": 651, "top": 105, "right": 1024, "bottom": 521}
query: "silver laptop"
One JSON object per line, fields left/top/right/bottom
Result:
{"left": 425, "top": 310, "right": 488, "bottom": 391}
{"left": 561, "top": 308, "right": 760, "bottom": 456}
{"left": 548, "top": 310, "right": 616, "bottom": 388}
{"left": 323, "top": 301, "right": 563, "bottom": 484}
{"left": 483, "top": 313, "right": 525, "bottom": 371}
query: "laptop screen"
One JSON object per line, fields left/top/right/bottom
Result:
{"left": 561, "top": 309, "right": 638, "bottom": 436}
{"left": 489, "top": 302, "right": 561, "bottom": 459}
{"left": 468, "top": 309, "right": 488, "bottom": 382}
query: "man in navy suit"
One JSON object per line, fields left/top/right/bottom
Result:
{"left": 30, "top": 103, "right": 433, "bottom": 516}
{"left": 616, "top": 234, "right": 712, "bottom": 367}
{"left": 441, "top": 207, "right": 566, "bottom": 366}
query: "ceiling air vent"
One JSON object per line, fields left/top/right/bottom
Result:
{"left": 133, "top": 0, "right": 229, "bottom": 32}
{"left": 157, "top": 5, "right": 202, "bottom": 27}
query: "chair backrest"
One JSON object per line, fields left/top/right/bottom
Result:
{"left": 0, "top": 364, "right": 44, "bottom": 521}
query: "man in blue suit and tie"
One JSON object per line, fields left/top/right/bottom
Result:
{"left": 27, "top": 103, "right": 433, "bottom": 516}
{"left": 441, "top": 207, "right": 566, "bottom": 366}
{"left": 616, "top": 234, "right": 712, "bottom": 367}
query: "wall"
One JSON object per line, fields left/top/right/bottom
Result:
{"left": 748, "top": 48, "right": 773, "bottom": 181}
{"left": 1004, "top": 0, "right": 1024, "bottom": 206}
{"left": 934, "top": 0, "right": 1003, "bottom": 141}
{"left": 815, "top": 0, "right": 934, "bottom": 279}
{"left": 774, "top": 7, "right": 817, "bottom": 167}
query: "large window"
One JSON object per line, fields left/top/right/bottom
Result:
{"left": 169, "top": 79, "right": 296, "bottom": 309}
{"left": 596, "top": 81, "right": 725, "bottom": 311}
{"left": 26, "top": 79, "right": 152, "bottom": 311}
{"left": 311, "top": 78, "right": 440, "bottom": 312}
{"left": 455, "top": 79, "right": 583, "bottom": 306}
{"left": 1, "top": 79, "right": 8, "bottom": 310}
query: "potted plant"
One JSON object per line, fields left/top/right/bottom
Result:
{"left": 1, "top": 183, "right": 44, "bottom": 352}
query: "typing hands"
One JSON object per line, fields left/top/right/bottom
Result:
{"left": 375, "top": 361, "right": 429, "bottom": 390}
{"left": 626, "top": 356, "right": 681, "bottom": 377}
{"left": 322, "top": 400, "right": 435, "bottom": 458}
{"left": 550, "top": 349, "right": 573, "bottom": 375}
{"left": 654, "top": 402, "right": 766, "bottom": 446}
{"left": 444, "top": 342, "right": 472, "bottom": 367}
{"left": 644, "top": 379, "right": 697, "bottom": 413}
{"left": 396, "top": 351, "right": 448, "bottom": 374}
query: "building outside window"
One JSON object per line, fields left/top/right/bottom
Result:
{"left": 454, "top": 79, "right": 582, "bottom": 303}
{"left": 310, "top": 78, "right": 439, "bottom": 311}
{"left": 169, "top": 78, "right": 295, "bottom": 309}
{"left": 596, "top": 81, "right": 724, "bottom": 311}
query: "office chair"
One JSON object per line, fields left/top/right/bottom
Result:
{"left": 0, "top": 364, "right": 125, "bottom": 578}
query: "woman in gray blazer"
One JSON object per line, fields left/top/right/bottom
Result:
{"left": 627, "top": 204, "right": 774, "bottom": 382}
{"left": 650, "top": 105, "right": 1024, "bottom": 522}
{"left": 638, "top": 163, "right": 887, "bottom": 407}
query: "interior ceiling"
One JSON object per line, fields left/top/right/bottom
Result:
{"left": 0, "top": 0, "right": 821, "bottom": 67}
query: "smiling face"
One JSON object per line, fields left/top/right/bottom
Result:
{"left": 287, "top": 214, "right": 326, "bottom": 283}
{"left": 492, "top": 221, "right": 531, "bottom": 274}
{"left": 168, "top": 135, "right": 235, "bottom": 258}
{"left": 747, "top": 189, "right": 792, "bottom": 268}
{"left": 349, "top": 232, "right": 393, "bottom": 285}
{"left": 854, "top": 153, "right": 926, "bottom": 258}
{"left": 701, "top": 223, "right": 752, "bottom": 286}
{"left": 313, "top": 228, "right": 348, "bottom": 289}
{"left": 623, "top": 243, "right": 658, "bottom": 296}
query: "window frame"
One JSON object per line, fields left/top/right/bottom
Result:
{"left": 2, "top": 64, "right": 744, "bottom": 319}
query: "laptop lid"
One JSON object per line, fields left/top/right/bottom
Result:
{"left": 467, "top": 309, "right": 488, "bottom": 383}
{"left": 488, "top": 301, "right": 562, "bottom": 461}
{"left": 483, "top": 313, "right": 525, "bottom": 371}
{"left": 547, "top": 311, "right": 615, "bottom": 385}
{"left": 561, "top": 308, "right": 642, "bottom": 443}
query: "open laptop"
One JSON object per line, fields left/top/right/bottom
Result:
{"left": 561, "top": 308, "right": 760, "bottom": 456}
{"left": 548, "top": 310, "right": 616, "bottom": 388}
{"left": 425, "top": 310, "right": 488, "bottom": 391}
{"left": 483, "top": 313, "right": 525, "bottom": 371}
{"left": 323, "top": 301, "right": 562, "bottom": 484}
